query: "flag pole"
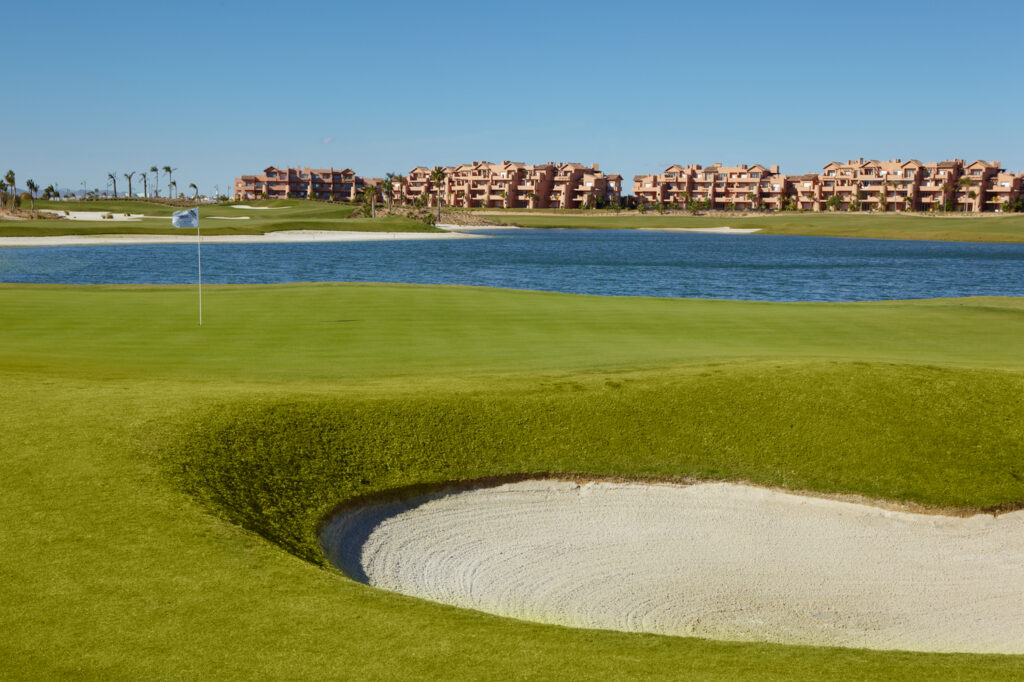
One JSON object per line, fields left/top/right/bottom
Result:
{"left": 197, "top": 208, "right": 202, "bottom": 326}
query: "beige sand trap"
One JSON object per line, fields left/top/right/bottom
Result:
{"left": 639, "top": 226, "right": 761, "bottom": 234}
{"left": 229, "top": 204, "right": 290, "bottom": 210}
{"left": 206, "top": 216, "right": 251, "bottom": 220}
{"left": 41, "top": 210, "right": 146, "bottom": 221}
{"left": 320, "top": 480, "right": 1024, "bottom": 654}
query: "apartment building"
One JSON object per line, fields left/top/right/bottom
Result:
{"left": 387, "top": 161, "right": 621, "bottom": 209}
{"left": 233, "top": 166, "right": 373, "bottom": 201}
{"left": 633, "top": 158, "right": 1022, "bottom": 212}
{"left": 633, "top": 163, "right": 783, "bottom": 209}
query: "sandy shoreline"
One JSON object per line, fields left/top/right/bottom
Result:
{"left": 321, "top": 479, "right": 1024, "bottom": 654}
{"left": 0, "top": 229, "right": 486, "bottom": 248}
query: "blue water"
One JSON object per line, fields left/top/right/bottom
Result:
{"left": 2, "top": 229, "right": 1023, "bottom": 302}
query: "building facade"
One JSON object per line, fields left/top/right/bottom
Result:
{"left": 633, "top": 159, "right": 1023, "bottom": 212}
{"left": 233, "top": 166, "right": 378, "bottom": 201}
{"left": 387, "top": 161, "right": 622, "bottom": 209}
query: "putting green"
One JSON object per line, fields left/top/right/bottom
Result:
{"left": 2, "top": 283, "right": 1023, "bottom": 680}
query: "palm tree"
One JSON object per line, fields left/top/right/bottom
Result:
{"left": 150, "top": 166, "right": 159, "bottom": 197}
{"left": 394, "top": 174, "right": 407, "bottom": 206}
{"left": 382, "top": 173, "right": 395, "bottom": 212}
{"left": 4, "top": 170, "right": 15, "bottom": 210}
{"left": 163, "top": 166, "right": 176, "bottom": 198}
{"left": 0, "top": 180, "right": 8, "bottom": 211}
{"left": 189, "top": 183, "right": 199, "bottom": 199}
{"left": 107, "top": 172, "right": 118, "bottom": 199}
{"left": 958, "top": 176, "right": 972, "bottom": 212}
{"left": 140, "top": 172, "right": 149, "bottom": 199}
{"left": 430, "top": 166, "right": 446, "bottom": 222}
{"left": 123, "top": 171, "right": 135, "bottom": 199}
{"left": 170, "top": 181, "right": 178, "bottom": 198}
{"left": 361, "top": 185, "right": 376, "bottom": 218}
{"left": 25, "top": 179, "right": 39, "bottom": 210}
{"left": 43, "top": 184, "right": 56, "bottom": 200}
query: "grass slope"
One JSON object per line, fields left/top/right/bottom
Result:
{"left": 500, "top": 212, "right": 1024, "bottom": 243}
{"left": 0, "top": 199, "right": 441, "bottom": 236}
{"left": 2, "top": 283, "right": 1023, "bottom": 680}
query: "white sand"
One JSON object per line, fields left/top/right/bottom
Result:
{"left": 436, "top": 224, "right": 522, "bottom": 231}
{"left": 320, "top": 480, "right": 1024, "bottom": 654}
{"left": 639, "top": 226, "right": 761, "bottom": 234}
{"left": 229, "top": 205, "right": 290, "bottom": 210}
{"left": 0, "top": 230, "right": 485, "bottom": 247}
{"left": 40, "top": 210, "right": 147, "bottom": 222}
{"left": 206, "top": 216, "right": 251, "bottom": 220}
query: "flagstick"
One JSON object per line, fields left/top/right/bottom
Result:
{"left": 197, "top": 210, "right": 202, "bottom": 326}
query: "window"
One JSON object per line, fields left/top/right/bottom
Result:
{"left": 803, "top": 182, "right": 811, "bottom": 188}
{"left": 750, "top": 173, "right": 759, "bottom": 178}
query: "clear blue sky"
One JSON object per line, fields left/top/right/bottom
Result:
{"left": 5, "top": 0, "right": 1022, "bottom": 196}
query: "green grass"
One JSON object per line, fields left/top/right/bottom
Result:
{"left": 0, "top": 199, "right": 442, "bottom": 236}
{"left": 3, "top": 283, "right": 1024, "bottom": 679}
{"left": 499, "top": 212, "right": 1024, "bottom": 243}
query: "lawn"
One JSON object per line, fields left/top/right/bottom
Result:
{"left": 497, "top": 212, "right": 1024, "bottom": 243}
{"left": 0, "top": 198, "right": 442, "bottom": 236}
{"left": 2, "top": 283, "right": 1023, "bottom": 679}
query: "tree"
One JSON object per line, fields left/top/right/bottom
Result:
{"left": 43, "top": 184, "right": 56, "bottom": 200}
{"left": 394, "top": 174, "right": 407, "bottom": 206}
{"left": 124, "top": 171, "right": 135, "bottom": 199}
{"left": 958, "top": 176, "right": 973, "bottom": 212}
{"left": 361, "top": 185, "right": 376, "bottom": 217}
{"left": 170, "top": 181, "right": 178, "bottom": 198}
{"left": 878, "top": 182, "right": 889, "bottom": 212}
{"left": 107, "top": 172, "right": 118, "bottom": 199}
{"left": 430, "top": 166, "right": 446, "bottom": 222}
{"left": 746, "top": 193, "right": 758, "bottom": 211}
{"left": 382, "top": 173, "right": 395, "bottom": 212}
{"left": 940, "top": 182, "right": 949, "bottom": 212}
{"left": 163, "top": 166, "right": 177, "bottom": 198}
{"left": 189, "top": 183, "right": 199, "bottom": 199}
{"left": 25, "top": 179, "right": 38, "bottom": 210}
{"left": 4, "top": 170, "right": 15, "bottom": 210}
{"left": 968, "top": 189, "right": 977, "bottom": 211}
{"left": 825, "top": 194, "right": 842, "bottom": 212}
{"left": 150, "top": 166, "right": 159, "bottom": 197}
{"left": 849, "top": 187, "right": 862, "bottom": 212}
{"left": 0, "top": 180, "right": 8, "bottom": 211}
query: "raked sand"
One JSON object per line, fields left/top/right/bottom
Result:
{"left": 320, "top": 480, "right": 1024, "bottom": 654}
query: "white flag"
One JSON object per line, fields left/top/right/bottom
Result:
{"left": 172, "top": 208, "right": 199, "bottom": 228}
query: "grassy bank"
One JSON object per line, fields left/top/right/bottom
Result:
{"left": 498, "top": 212, "right": 1024, "bottom": 243}
{"left": 0, "top": 199, "right": 442, "bottom": 236}
{"left": 3, "top": 283, "right": 1023, "bottom": 679}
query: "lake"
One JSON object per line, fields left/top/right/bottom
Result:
{"left": 2, "top": 229, "right": 1023, "bottom": 302}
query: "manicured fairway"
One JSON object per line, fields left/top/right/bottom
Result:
{"left": 499, "top": 212, "right": 1024, "bottom": 243}
{"left": 0, "top": 199, "right": 441, "bottom": 236}
{"left": 2, "top": 283, "right": 1023, "bottom": 679}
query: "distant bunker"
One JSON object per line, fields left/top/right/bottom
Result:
{"left": 321, "top": 479, "right": 1024, "bottom": 654}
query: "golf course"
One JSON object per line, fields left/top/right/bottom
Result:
{"left": 497, "top": 212, "right": 1024, "bottom": 243}
{"left": 3, "top": 282, "right": 1024, "bottom": 679}
{"left": 0, "top": 199, "right": 441, "bottom": 237}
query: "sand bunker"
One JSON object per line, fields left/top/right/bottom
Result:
{"left": 229, "top": 205, "right": 289, "bottom": 210}
{"left": 320, "top": 480, "right": 1024, "bottom": 654}
{"left": 639, "top": 226, "right": 761, "bottom": 234}
{"left": 41, "top": 210, "right": 146, "bottom": 221}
